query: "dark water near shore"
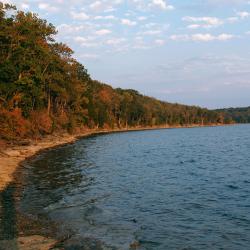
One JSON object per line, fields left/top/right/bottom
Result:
{"left": 1, "top": 125, "right": 250, "bottom": 249}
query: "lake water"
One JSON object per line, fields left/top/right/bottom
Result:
{"left": 1, "top": 125, "right": 250, "bottom": 249}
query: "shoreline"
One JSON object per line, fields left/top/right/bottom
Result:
{"left": 0, "top": 123, "right": 232, "bottom": 192}
{"left": 0, "top": 123, "right": 237, "bottom": 249}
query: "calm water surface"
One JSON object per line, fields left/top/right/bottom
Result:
{"left": 1, "top": 125, "right": 250, "bottom": 249}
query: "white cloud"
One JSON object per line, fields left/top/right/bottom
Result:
{"left": 143, "top": 22, "right": 158, "bottom": 29}
{"left": 79, "top": 53, "right": 99, "bottom": 59}
{"left": 121, "top": 18, "right": 137, "bottom": 26}
{"left": 104, "top": 7, "right": 116, "bottom": 12}
{"left": 149, "top": 0, "right": 174, "bottom": 10}
{"left": 208, "top": 0, "right": 250, "bottom": 5}
{"left": 38, "top": 3, "right": 58, "bottom": 12}
{"left": 38, "top": 3, "right": 47, "bottom": 9}
{"left": 170, "top": 33, "right": 235, "bottom": 42}
{"left": 70, "top": 11, "right": 89, "bottom": 20}
{"left": 1, "top": 0, "right": 13, "bottom": 4}
{"left": 155, "top": 39, "right": 165, "bottom": 45}
{"left": 216, "top": 33, "right": 235, "bottom": 41}
{"left": 141, "top": 30, "right": 162, "bottom": 35}
{"left": 94, "top": 15, "right": 116, "bottom": 20}
{"left": 74, "top": 36, "right": 88, "bottom": 43}
{"left": 227, "top": 17, "right": 239, "bottom": 23}
{"left": 138, "top": 16, "right": 147, "bottom": 21}
{"left": 192, "top": 33, "right": 234, "bottom": 41}
{"left": 170, "top": 34, "right": 190, "bottom": 41}
{"left": 21, "top": 3, "right": 29, "bottom": 10}
{"left": 191, "top": 33, "right": 216, "bottom": 41}
{"left": 236, "top": 11, "right": 250, "bottom": 18}
{"left": 183, "top": 16, "right": 224, "bottom": 29}
{"left": 89, "top": 0, "right": 123, "bottom": 12}
{"left": 74, "top": 36, "right": 99, "bottom": 47}
{"left": 57, "top": 24, "right": 86, "bottom": 34}
{"left": 132, "top": 35, "right": 151, "bottom": 49}
{"left": 187, "top": 24, "right": 202, "bottom": 29}
{"left": 183, "top": 12, "right": 250, "bottom": 29}
{"left": 90, "top": 1, "right": 102, "bottom": 11}
{"left": 106, "top": 38, "right": 127, "bottom": 45}
{"left": 95, "top": 29, "right": 112, "bottom": 35}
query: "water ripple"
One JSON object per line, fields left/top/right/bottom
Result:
{"left": 1, "top": 125, "right": 250, "bottom": 249}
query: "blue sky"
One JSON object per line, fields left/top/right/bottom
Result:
{"left": 4, "top": 0, "right": 250, "bottom": 108}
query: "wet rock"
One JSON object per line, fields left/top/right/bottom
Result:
{"left": 130, "top": 240, "right": 140, "bottom": 249}
{"left": 0, "top": 235, "right": 57, "bottom": 250}
{"left": 52, "top": 235, "right": 115, "bottom": 250}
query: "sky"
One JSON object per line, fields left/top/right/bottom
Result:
{"left": 3, "top": 0, "right": 250, "bottom": 108}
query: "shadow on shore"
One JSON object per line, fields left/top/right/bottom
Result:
{"left": 0, "top": 184, "right": 18, "bottom": 249}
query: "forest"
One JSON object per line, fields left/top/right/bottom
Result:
{"left": 0, "top": 3, "right": 234, "bottom": 142}
{"left": 217, "top": 107, "right": 250, "bottom": 124}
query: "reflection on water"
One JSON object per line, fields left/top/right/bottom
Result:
{"left": 0, "top": 185, "right": 18, "bottom": 240}
{"left": 0, "top": 185, "right": 19, "bottom": 250}
{"left": 1, "top": 125, "right": 250, "bottom": 249}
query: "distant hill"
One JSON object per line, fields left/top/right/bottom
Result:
{"left": 216, "top": 107, "right": 250, "bottom": 124}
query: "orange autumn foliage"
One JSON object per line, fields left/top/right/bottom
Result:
{"left": 30, "top": 110, "right": 53, "bottom": 135}
{"left": 0, "top": 108, "right": 31, "bottom": 139}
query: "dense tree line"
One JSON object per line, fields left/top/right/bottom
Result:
{"left": 0, "top": 3, "right": 230, "bottom": 141}
{"left": 217, "top": 107, "right": 250, "bottom": 123}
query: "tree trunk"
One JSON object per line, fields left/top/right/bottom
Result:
{"left": 47, "top": 90, "right": 51, "bottom": 115}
